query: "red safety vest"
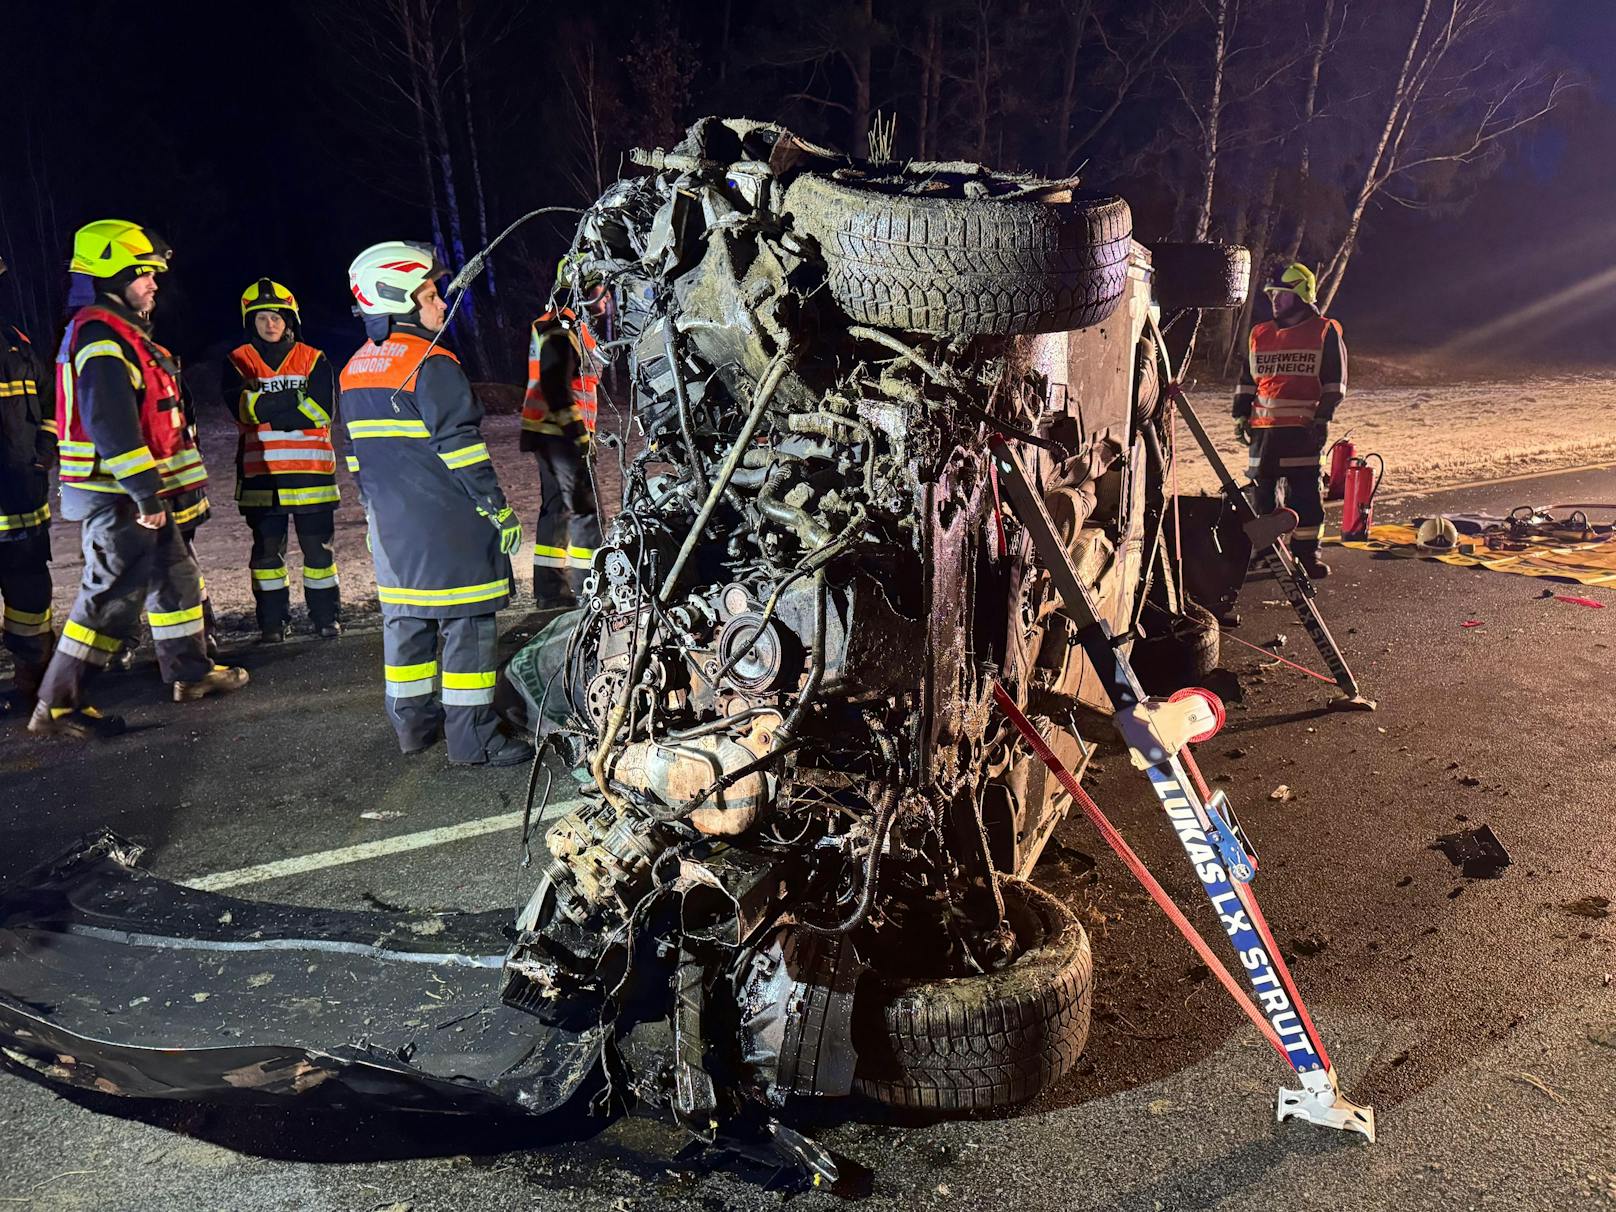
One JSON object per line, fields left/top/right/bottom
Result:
{"left": 55, "top": 304, "right": 205, "bottom": 497}
{"left": 522, "top": 308, "right": 599, "bottom": 433}
{"left": 226, "top": 342, "right": 336, "bottom": 477}
{"left": 1247, "top": 315, "right": 1341, "bottom": 429}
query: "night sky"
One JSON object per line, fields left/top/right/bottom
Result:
{"left": 3, "top": 0, "right": 1611, "bottom": 373}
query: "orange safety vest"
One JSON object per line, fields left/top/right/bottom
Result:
{"left": 226, "top": 342, "right": 337, "bottom": 477}
{"left": 522, "top": 308, "right": 599, "bottom": 433}
{"left": 1246, "top": 315, "right": 1341, "bottom": 429}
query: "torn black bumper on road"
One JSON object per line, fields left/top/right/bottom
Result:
{"left": 0, "top": 832, "right": 601, "bottom": 1115}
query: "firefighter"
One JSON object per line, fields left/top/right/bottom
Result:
{"left": 341, "top": 241, "right": 533, "bottom": 767}
{"left": 521, "top": 269, "right": 604, "bottom": 609}
{"left": 221, "top": 279, "right": 342, "bottom": 642}
{"left": 0, "top": 256, "right": 57, "bottom": 708}
{"left": 1233, "top": 261, "right": 1346, "bottom": 579}
{"left": 113, "top": 347, "right": 218, "bottom": 670}
{"left": 29, "top": 220, "right": 248, "bottom": 739}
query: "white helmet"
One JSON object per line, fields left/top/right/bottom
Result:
{"left": 1415, "top": 516, "right": 1459, "bottom": 552}
{"left": 347, "top": 240, "right": 445, "bottom": 316}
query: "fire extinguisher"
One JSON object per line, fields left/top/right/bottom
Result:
{"left": 1340, "top": 453, "right": 1384, "bottom": 541}
{"left": 1325, "top": 437, "right": 1354, "bottom": 502}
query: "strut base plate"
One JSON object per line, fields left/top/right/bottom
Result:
{"left": 1277, "top": 1066, "right": 1376, "bottom": 1142}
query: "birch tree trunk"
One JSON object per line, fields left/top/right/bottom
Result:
{"left": 1192, "top": 0, "right": 1230, "bottom": 242}
{"left": 1319, "top": 0, "right": 1434, "bottom": 311}
{"left": 1282, "top": 0, "right": 1334, "bottom": 262}
{"left": 456, "top": 0, "right": 496, "bottom": 307}
{"left": 415, "top": 0, "right": 490, "bottom": 373}
{"left": 401, "top": 1, "right": 448, "bottom": 268}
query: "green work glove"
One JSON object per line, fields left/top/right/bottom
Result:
{"left": 483, "top": 505, "right": 523, "bottom": 555}
{"left": 1234, "top": 417, "right": 1253, "bottom": 447}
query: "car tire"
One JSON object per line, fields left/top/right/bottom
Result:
{"left": 851, "top": 878, "right": 1092, "bottom": 1112}
{"left": 1131, "top": 601, "right": 1221, "bottom": 694}
{"left": 1149, "top": 242, "right": 1251, "bottom": 311}
{"left": 786, "top": 172, "right": 1133, "bottom": 336}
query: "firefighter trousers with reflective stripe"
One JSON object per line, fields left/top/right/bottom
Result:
{"left": 38, "top": 499, "right": 211, "bottom": 708}
{"left": 246, "top": 508, "right": 339, "bottom": 630}
{"left": 381, "top": 610, "right": 500, "bottom": 763}
{"left": 530, "top": 438, "right": 600, "bottom": 604}
{"left": 179, "top": 523, "right": 218, "bottom": 644}
{"left": 0, "top": 533, "right": 53, "bottom": 677}
{"left": 1250, "top": 466, "right": 1326, "bottom": 560}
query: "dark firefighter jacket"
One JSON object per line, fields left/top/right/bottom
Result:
{"left": 55, "top": 297, "right": 208, "bottom": 520}
{"left": 0, "top": 321, "right": 55, "bottom": 541}
{"left": 338, "top": 327, "right": 511, "bottom": 618}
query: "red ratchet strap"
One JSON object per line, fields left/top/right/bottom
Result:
{"left": 1177, "top": 745, "right": 1333, "bottom": 1071}
{"left": 990, "top": 682, "right": 1288, "bottom": 1061}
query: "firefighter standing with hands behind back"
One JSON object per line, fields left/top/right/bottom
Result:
{"left": 341, "top": 241, "right": 533, "bottom": 767}
{"left": 221, "top": 279, "right": 343, "bottom": 642}
{"left": 522, "top": 265, "right": 604, "bottom": 610}
{"left": 29, "top": 220, "right": 248, "bottom": 739}
{"left": 1233, "top": 260, "right": 1347, "bottom": 580}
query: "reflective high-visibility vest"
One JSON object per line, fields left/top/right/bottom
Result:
{"left": 55, "top": 305, "right": 207, "bottom": 498}
{"left": 226, "top": 342, "right": 337, "bottom": 477}
{"left": 1247, "top": 315, "right": 1342, "bottom": 429}
{"left": 522, "top": 308, "right": 599, "bottom": 433}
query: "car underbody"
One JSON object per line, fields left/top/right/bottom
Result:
{"left": 0, "top": 118, "right": 1262, "bottom": 1180}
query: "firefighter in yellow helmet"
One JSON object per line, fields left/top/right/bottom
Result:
{"left": 220, "top": 278, "right": 342, "bottom": 642}
{"left": 1232, "top": 260, "right": 1347, "bottom": 580}
{"left": 29, "top": 220, "right": 248, "bottom": 739}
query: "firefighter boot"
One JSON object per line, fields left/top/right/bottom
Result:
{"left": 1296, "top": 546, "right": 1332, "bottom": 579}
{"left": 450, "top": 731, "right": 534, "bottom": 769}
{"left": 172, "top": 664, "right": 251, "bottom": 702}
{"left": 27, "top": 702, "right": 128, "bottom": 739}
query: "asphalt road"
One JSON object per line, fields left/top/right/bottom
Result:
{"left": 2, "top": 467, "right": 1615, "bottom": 1211}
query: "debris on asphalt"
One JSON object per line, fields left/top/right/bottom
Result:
{"left": 1290, "top": 934, "right": 1330, "bottom": 957}
{"left": 1457, "top": 775, "right": 1482, "bottom": 787}
{"left": 1431, "top": 823, "right": 1512, "bottom": 878}
{"left": 360, "top": 810, "right": 404, "bottom": 821}
{"left": 1269, "top": 785, "right": 1295, "bottom": 801}
{"left": 1549, "top": 593, "right": 1605, "bottom": 608}
{"left": 1263, "top": 634, "right": 1289, "bottom": 649}
{"left": 1508, "top": 1071, "right": 1567, "bottom": 1104}
{"left": 1396, "top": 876, "right": 1413, "bottom": 887}
{"left": 1562, "top": 895, "right": 1612, "bottom": 919}
{"left": 1461, "top": 619, "right": 1485, "bottom": 628}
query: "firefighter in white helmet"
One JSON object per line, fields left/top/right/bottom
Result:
{"left": 340, "top": 241, "right": 532, "bottom": 766}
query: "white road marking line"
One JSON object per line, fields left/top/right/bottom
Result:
{"left": 180, "top": 798, "right": 584, "bottom": 893}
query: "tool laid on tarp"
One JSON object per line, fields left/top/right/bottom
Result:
{"left": 988, "top": 437, "right": 1375, "bottom": 1143}
{"left": 1147, "top": 317, "right": 1374, "bottom": 709}
{"left": 1343, "top": 506, "right": 1616, "bottom": 586}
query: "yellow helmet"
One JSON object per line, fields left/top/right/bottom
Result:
{"left": 70, "top": 220, "right": 172, "bottom": 279}
{"left": 1263, "top": 261, "right": 1317, "bottom": 306}
{"left": 240, "top": 278, "right": 300, "bottom": 326}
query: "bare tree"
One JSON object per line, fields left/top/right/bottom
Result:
{"left": 1318, "top": 0, "right": 1569, "bottom": 310}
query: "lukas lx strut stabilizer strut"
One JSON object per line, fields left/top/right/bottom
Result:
{"left": 989, "top": 436, "right": 1375, "bottom": 1143}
